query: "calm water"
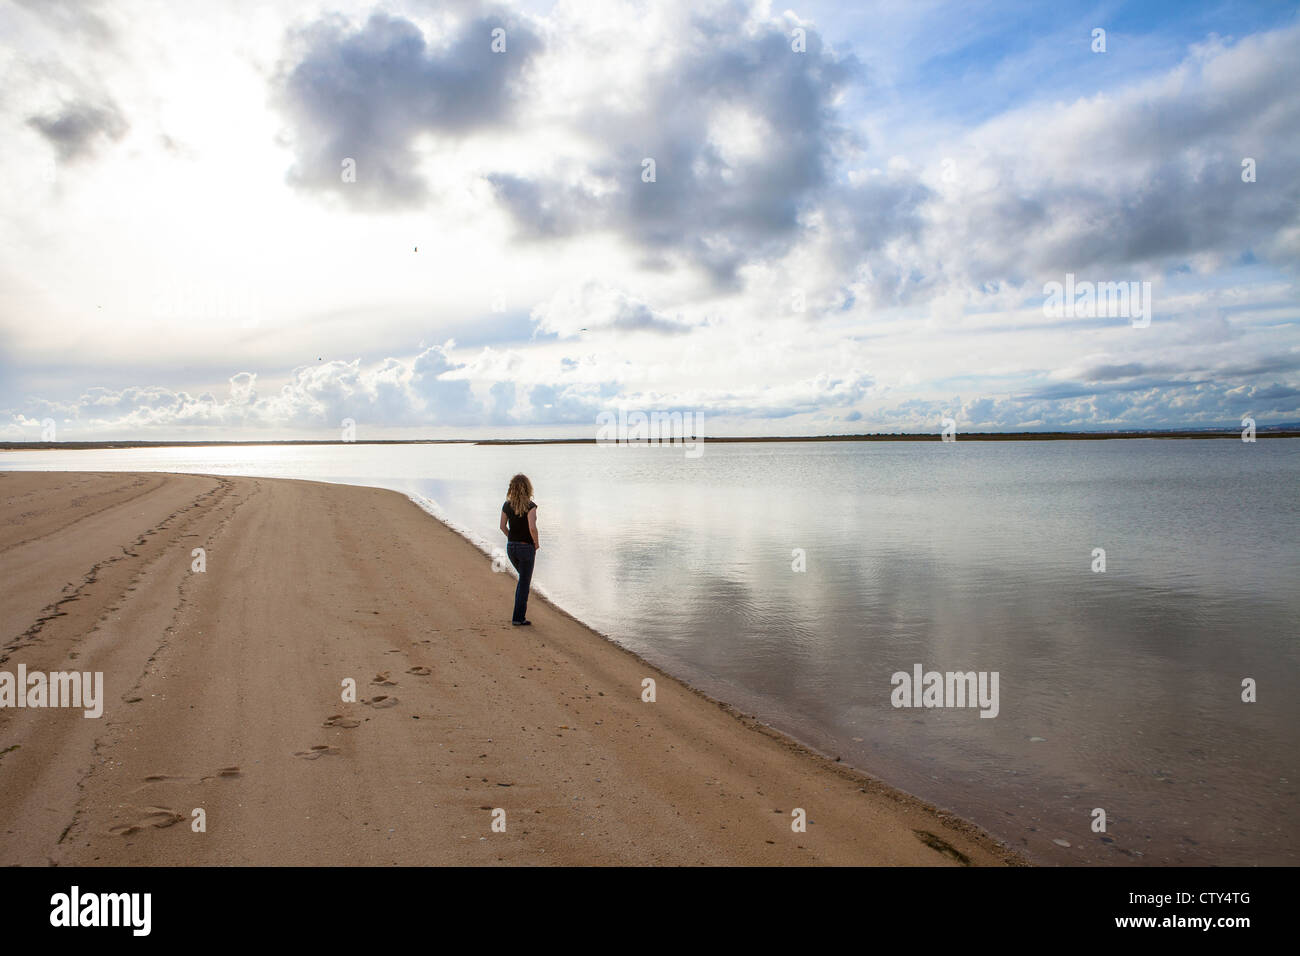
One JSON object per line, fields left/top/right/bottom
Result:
{"left": 4, "top": 439, "right": 1297, "bottom": 865}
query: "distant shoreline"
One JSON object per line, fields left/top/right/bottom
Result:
{"left": 2, "top": 429, "right": 1298, "bottom": 450}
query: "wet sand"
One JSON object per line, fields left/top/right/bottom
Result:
{"left": 0, "top": 471, "right": 1025, "bottom": 866}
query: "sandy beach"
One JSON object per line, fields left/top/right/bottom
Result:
{"left": 0, "top": 470, "right": 1024, "bottom": 866}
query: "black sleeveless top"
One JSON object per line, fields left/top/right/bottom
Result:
{"left": 502, "top": 500, "right": 536, "bottom": 544}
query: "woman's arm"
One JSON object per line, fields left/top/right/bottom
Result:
{"left": 499, "top": 511, "right": 508, "bottom": 537}
{"left": 528, "top": 507, "right": 539, "bottom": 549}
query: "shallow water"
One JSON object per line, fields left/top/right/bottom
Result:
{"left": 4, "top": 438, "right": 1297, "bottom": 865}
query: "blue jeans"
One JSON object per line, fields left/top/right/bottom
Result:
{"left": 506, "top": 541, "right": 536, "bottom": 623}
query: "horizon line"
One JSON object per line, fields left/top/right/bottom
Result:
{"left": 4, "top": 426, "right": 1300, "bottom": 451}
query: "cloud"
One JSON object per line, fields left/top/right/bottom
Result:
{"left": 274, "top": 8, "right": 542, "bottom": 207}
{"left": 486, "top": 4, "right": 859, "bottom": 286}
{"left": 2, "top": 347, "right": 878, "bottom": 436}
{"left": 481, "top": 173, "right": 594, "bottom": 239}
{"left": 268, "top": 3, "right": 1298, "bottom": 317}
{"left": 1081, "top": 362, "right": 1161, "bottom": 382}
{"left": 409, "top": 344, "right": 476, "bottom": 419}
{"left": 13, "top": 0, "right": 116, "bottom": 44}
{"left": 531, "top": 283, "right": 694, "bottom": 338}
{"left": 878, "top": 377, "right": 1300, "bottom": 432}
{"left": 2, "top": 346, "right": 485, "bottom": 437}
{"left": 901, "top": 25, "right": 1300, "bottom": 298}
{"left": 26, "top": 98, "right": 128, "bottom": 162}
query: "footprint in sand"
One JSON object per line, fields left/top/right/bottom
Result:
{"left": 365, "top": 695, "right": 399, "bottom": 709}
{"left": 371, "top": 671, "right": 398, "bottom": 686}
{"left": 293, "top": 745, "right": 340, "bottom": 760}
{"left": 406, "top": 666, "right": 432, "bottom": 676}
{"left": 109, "top": 806, "right": 184, "bottom": 836}
{"left": 324, "top": 714, "right": 361, "bottom": 728}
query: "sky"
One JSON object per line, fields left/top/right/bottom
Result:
{"left": 1, "top": 0, "right": 1297, "bottom": 440}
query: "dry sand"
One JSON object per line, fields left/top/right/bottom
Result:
{"left": 0, "top": 471, "right": 1026, "bottom": 866}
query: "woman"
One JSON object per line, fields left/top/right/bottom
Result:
{"left": 499, "top": 473, "right": 539, "bottom": 626}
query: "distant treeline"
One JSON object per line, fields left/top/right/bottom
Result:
{"left": 3, "top": 429, "right": 1298, "bottom": 450}
{"left": 476, "top": 430, "right": 1300, "bottom": 444}
{"left": 0, "top": 440, "right": 472, "bottom": 450}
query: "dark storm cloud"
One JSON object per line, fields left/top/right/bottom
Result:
{"left": 26, "top": 98, "right": 128, "bottom": 162}
{"left": 488, "top": 11, "right": 860, "bottom": 287}
{"left": 275, "top": 9, "right": 541, "bottom": 206}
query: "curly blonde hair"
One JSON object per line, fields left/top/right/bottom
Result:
{"left": 506, "top": 474, "right": 533, "bottom": 516}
